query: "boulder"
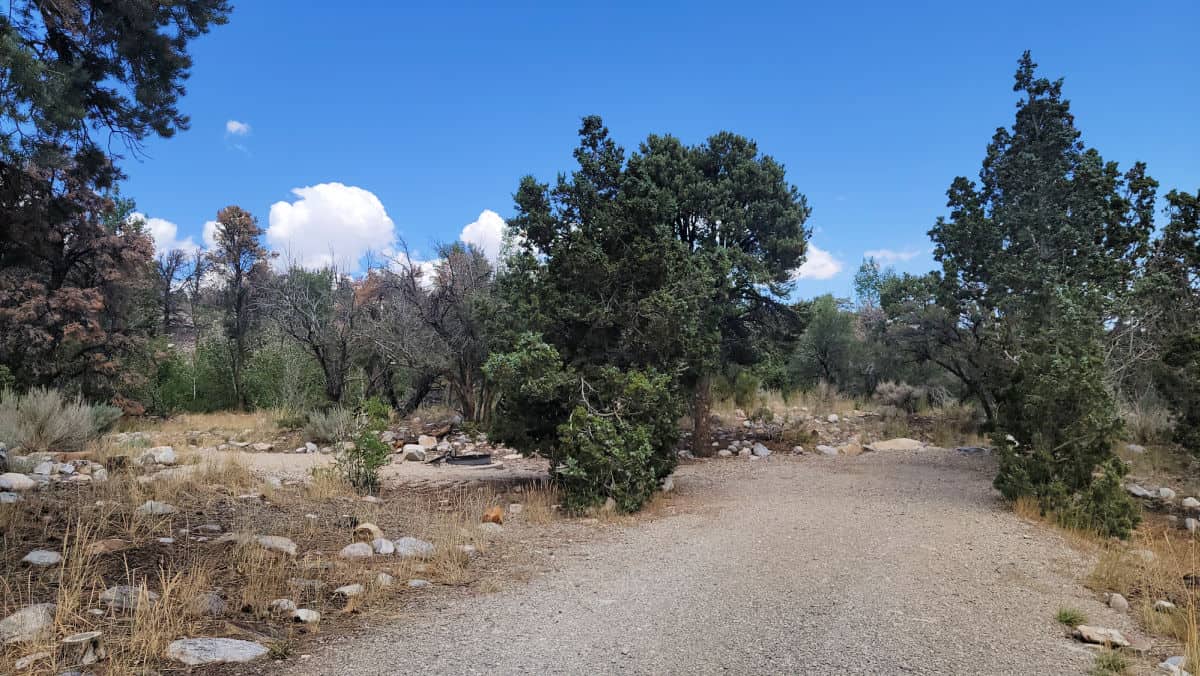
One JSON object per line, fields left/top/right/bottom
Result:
{"left": 305, "top": 442, "right": 319, "bottom": 453}
{"left": 0, "top": 473, "right": 36, "bottom": 492}
{"left": 334, "top": 584, "right": 365, "bottom": 598}
{"left": 136, "top": 500, "right": 178, "bottom": 516}
{"left": 418, "top": 435, "right": 438, "bottom": 448}
{"left": 1155, "top": 600, "right": 1177, "bottom": 612}
{"left": 292, "top": 609, "right": 320, "bottom": 624}
{"left": 0, "top": 604, "right": 56, "bottom": 644}
{"left": 1072, "top": 625, "right": 1129, "bottom": 647}
{"left": 401, "top": 444, "right": 426, "bottom": 462}
{"left": 816, "top": 445, "right": 839, "bottom": 456}
{"left": 864, "top": 438, "right": 923, "bottom": 452}
{"left": 380, "top": 431, "right": 396, "bottom": 444}
{"left": 1107, "top": 592, "right": 1129, "bottom": 612}
{"left": 256, "top": 535, "right": 297, "bottom": 556}
{"left": 148, "top": 446, "right": 177, "bottom": 465}
{"left": 1186, "top": 518, "right": 1198, "bottom": 534}
{"left": 188, "top": 592, "right": 227, "bottom": 618}
{"left": 165, "top": 638, "right": 268, "bottom": 666}
{"left": 21, "top": 549, "right": 62, "bottom": 567}
{"left": 751, "top": 443, "right": 771, "bottom": 457}
{"left": 1159, "top": 656, "right": 1191, "bottom": 676}
{"left": 375, "top": 572, "right": 395, "bottom": 587}
{"left": 1126, "top": 483, "right": 1153, "bottom": 498}
{"left": 717, "top": 449, "right": 733, "bottom": 458}
{"left": 100, "top": 585, "right": 159, "bottom": 611}
{"left": 32, "top": 461, "right": 53, "bottom": 475}
{"left": 372, "top": 538, "right": 395, "bottom": 555}
{"left": 394, "top": 537, "right": 435, "bottom": 559}
{"left": 269, "top": 599, "right": 297, "bottom": 614}
{"left": 1159, "top": 487, "right": 1178, "bottom": 500}
{"left": 791, "top": 446, "right": 805, "bottom": 454}
{"left": 1183, "top": 497, "right": 1200, "bottom": 510}
{"left": 251, "top": 442, "right": 274, "bottom": 452}
{"left": 826, "top": 414, "right": 839, "bottom": 423}
{"left": 338, "top": 542, "right": 373, "bottom": 559}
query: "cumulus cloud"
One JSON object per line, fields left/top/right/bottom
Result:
{"left": 458, "top": 209, "right": 507, "bottom": 263}
{"left": 132, "top": 212, "right": 199, "bottom": 256}
{"left": 267, "top": 182, "right": 397, "bottom": 270}
{"left": 792, "top": 244, "right": 843, "bottom": 280}
{"left": 202, "top": 220, "right": 220, "bottom": 249}
{"left": 863, "top": 248, "right": 922, "bottom": 264}
{"left": 225, "top": 120, "right": 251, "bottom": 136}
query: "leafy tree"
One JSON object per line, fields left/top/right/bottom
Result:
{"left": 0, "top": 160, "right": 153, "bottom": 399}
{"left": 269, "top": 265, "right": 362, "bottom": 404}
{"left": 789, "top": 295, "right": 856, "bottom": 389}
{"left": 207, "top": 206, "right": 270, "bottom": 410}
{"left": 929, "top": 52, "right": 1152, "bottom": 535}
{"left": 0, "top": 0, "right": 231, "bottom": 169}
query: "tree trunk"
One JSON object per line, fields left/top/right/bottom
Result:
{"left": 691, "top": 374, "right": 713, "bottom": 457}
{"left": 399, "top": 370, "right": 437, "bottom": 416}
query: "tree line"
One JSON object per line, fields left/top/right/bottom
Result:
{"left": 0, "top": 2, "right": 1196, "bottom": 532}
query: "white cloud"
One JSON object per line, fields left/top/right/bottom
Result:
{"left": 225, "top": 120, "right": 251, "bottom": 136}
{"left": 132, "top": 212, "right": 199, "bottom": 256}
{"left": 863, "top": 248, "right": 922, "bottom": 264}
{"left": 202, "top": 220, "right": 220, "bottom": 249}
{"left": 458, "top": 209, "right": 507, "bottom": 263}
{"left": 267, "top": 182, "right": 397, "bottom": 270}
{"left": 792, "top": 244, "right": 843, "bottom": 280}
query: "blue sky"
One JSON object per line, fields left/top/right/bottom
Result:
{"left": 123, "top": 0, "right": 1199, "bottom": 298}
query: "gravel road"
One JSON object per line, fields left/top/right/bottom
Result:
{"left": 284, "top": 448, "right": 1133, "bottom": 675}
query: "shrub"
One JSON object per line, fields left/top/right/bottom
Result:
{"left": 0, "top": 387, "right": 109, "bottom": 451}
{"left": 335, "top": 430, "right": 391, "bottom": 494}
{"left": 485, "top": 335, "right": 681, "bottom": 513}
{"left": 874, "top": 380, "right": 926, "bottom": 414}
{"left": 1056, "top": 607, "right": 1087, "bottom": 627}
{"left": 357, "top": 396, "right": 391, "bottom": 432}
{"left": 304, "top": 408, "right": 353, "bottom": 443}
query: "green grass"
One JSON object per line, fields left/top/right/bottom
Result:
{"left": 1088, "top": 649, "right": 1127, "bottom": 675}
{"left": 1056, "top": 607, "right": 1087, "bottom": 627}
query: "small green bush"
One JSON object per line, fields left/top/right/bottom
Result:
{"left": 1089, "top": 649, "right": 1127, "bottom": 675}
{"left": 304, "top": 408, "right": 353, "bottom": 443}
{"left": 1056, "top": 607, "right": 1086, "bottom": 627}
{"left": 335, "top": 430, "right": 391, "bottom": 494}
{"left": 0, "top": 387, "right": 111, "bottom": 452}
{"left": 357, "top": 396, "right": 391, "bottom": 432}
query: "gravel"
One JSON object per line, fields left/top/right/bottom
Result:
{"left": 279, "top": 448, "right": 1126, "bottom": 675}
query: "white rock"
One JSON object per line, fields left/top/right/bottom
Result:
{"left": 393, "top": 537, "right": 435, "bottom": 559}
{"left": 1186, "top": 518, "right": 1198, "bottom": 534}
{"left": 418, "top": 435, "right": 438, "bottom": 448}
{"left": 1131, "top": 549, "right": 1157, "bottom": 563}
{"left": 1183, "top": 497, "right": 1200, "bottom": 509}
{"left": 1125, "top": 443, "right": 1146, "bottom": 454}
{"left": 508, "top": 503, "right": 524, "bottom": 514}
{"left": 864, "top": 438, "right": 924, "bottom": 452}
{"left": 334, "top": 584, "right": 364, "bottom": 597}
{"left": 661, "top": 476, "right": 675, "bottom": 492}
{"left": 1155, "top": 600, "right": 1177, "bottom": 612}
{"left": 136, "top": 500, "right": 178, "bottom": 516}
{"left": 14, "top": 651, "right": 50, "bottom": 669}
{"left": 401, "top": 444, "right": 426, "bottom": 461}
{"left": 1107, "top": 592, "right": 1129, "bottom": 612}
{"left": 1073, "top": 625, "right": 1129, "bottom": 647}
{"left": 0, "top": 604, "right": 56, "bottom": 644}
{"left": 816, "top": 445, "right": 839, "bottom": 456}
{"left": 751, "top": 443, "right": 771, "bottom": 457}
{"left": 269, "top": 599, "right": 296, "bottom": 614}
{"left": 374, "top": 572, "right": 395, "bottom": 587}
{"left": 478, "top": 522, "right": 504, "bottom": 536}
{"left": 339, "top": 542, "right": 374, "bottom": 559}
{"left": 1159, "top": 487, "right": 1178, "bottom": 500}
{"left": 455, "top": 544, "right": 479, "bottom": 559}
{"left": 149, "top": 446, "right": 176, "bottom": 465}
{"left": 101, "top": 584, "right": 159, "bottom": 611}
{"left": 372, "top": 538, "right": 395, "bottom": 555}
{"left": 0, "top": 491, "right": 21, "bottom": 503}
{"left": 251, "top": 442, "right": 274, "bottom": 452}
{"left": 257, "top": 535, "right": 297, "bottom": 556}
{"left": 21, "top": 549, "right": 62, "bottom": 567}
{"left": 292, "top": 609, "right": 321, "bottom": 624}
{"left": 827, "top": 414, "right": 839, "bottom": 423}
{"left": 1127, "top": 483, "right": 1153, "bottom": 498}
{"left": 0, "top": 473, "right": 36, "bottom": 492}
{"left": 1159, "top": 655, "right": 1192, "bottom": 676}
{"left": 380, "top": 431, "right": 396, "bottom": 443}
{"left": 407, "top": 579, "right": 431, "bottom": 588}
{"left": 792, "top": 446, "right": 805, "bottom": 454}
{"left": 32, "top": 461, "right": 53, "bottom": 475}
{"left": 165, "top": 638, "right": 268, "bottom": 665}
